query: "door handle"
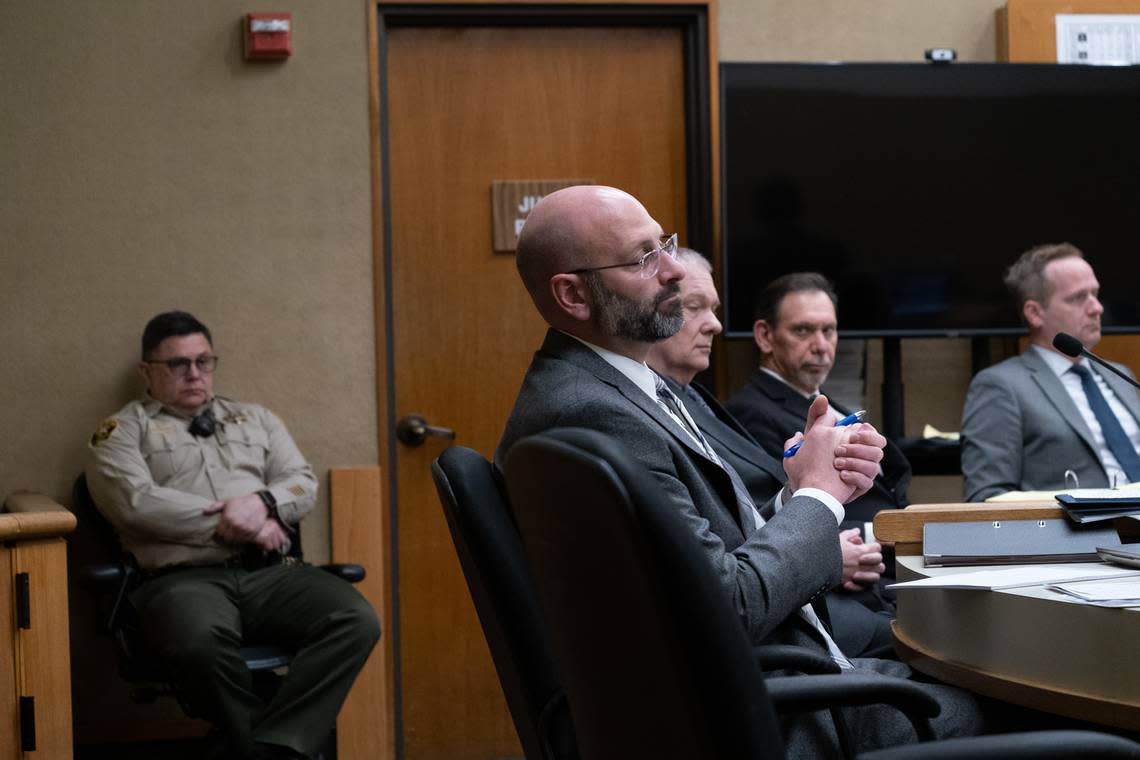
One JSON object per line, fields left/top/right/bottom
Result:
{"left": 396, "top": 414, "right": 456, "bottom": 447}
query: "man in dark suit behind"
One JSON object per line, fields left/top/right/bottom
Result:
{"left": 726, "top": 272, "right": 911, "bottom": 534}
{"left": 645, "top": 248, "right": 894, "bottom": 659}
{"left": 495, "top": 185, "right": 981, "bottom": 756}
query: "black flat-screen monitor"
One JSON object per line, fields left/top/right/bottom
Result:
{"left": 720, "top": 62, "right": 1140, "bottom": 338}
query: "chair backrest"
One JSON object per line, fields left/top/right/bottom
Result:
{"left": 502, "top": 428, "right": 786, "bottom": 760}
{"left": 431, "top": 447, "right": 578, "bottom": 760}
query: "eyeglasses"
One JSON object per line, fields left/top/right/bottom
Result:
{"left": 145, "top": 354, "right": 219, "bottom": 377}
{"left": 570, "top": 233, "right": 679, "bottom": 280}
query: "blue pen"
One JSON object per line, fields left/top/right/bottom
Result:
{"left": 783, "top": 409, "right": 867, "bottom": 458}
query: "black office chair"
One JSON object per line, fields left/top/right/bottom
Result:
{"left": 503, "top": 427, "right": 1140, "bottom": 760}
{"left": 431, "top": 446, "right": 578, "bottom": 760}
{"left": 430, "top": 446, "right": 856, "bottom": 760}
{"left": 71, "top": 473, "right": 365, "bottom": 714}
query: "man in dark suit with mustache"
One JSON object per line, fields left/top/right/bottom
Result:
{"left": 726, "top": 272, "right": 912, "bottom": 536}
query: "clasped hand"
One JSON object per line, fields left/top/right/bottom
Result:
{"left": 204, "top": 493, "right": 288, "bottom": 552}
{"left": 839, "top": 527, "right": 885, "bottom": 590}
{"left": 783, "top": 395, "right": 886, "bottom": 504}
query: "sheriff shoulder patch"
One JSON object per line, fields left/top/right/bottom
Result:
{"left": 90, "top": 418, "right": 119, "bottom": 447}
{"left": 288, "top": 484, "right": 306, "bottom": 497}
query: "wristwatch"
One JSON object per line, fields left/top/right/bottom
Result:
{"left": 257, "top": 489, "right": 279, "bottom": 521}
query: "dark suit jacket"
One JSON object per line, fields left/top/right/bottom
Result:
{"left": 496, "top": 329, "right": 841, "bottom": 649}
{"left": 726, "top": 369, "right": 911, "bottom": 528}
{"left": 961, "top": 349, "right": 1140, "bottom": 502}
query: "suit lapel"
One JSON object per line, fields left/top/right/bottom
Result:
{"left": 541, "top": 330, "right": 718, "bottom": 467}
{"left": 1022, "top": 351, "right": 1099, "bottom": 456}
{"left": 753, "top": 369, "right": 812, "bottom": 429}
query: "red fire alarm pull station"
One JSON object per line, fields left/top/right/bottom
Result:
{"left": 244, "top": 13, "right": 292, "bottom": 60}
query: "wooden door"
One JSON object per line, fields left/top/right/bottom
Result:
{"left": 378, "top": 14, "right": 705, "bottom": 759}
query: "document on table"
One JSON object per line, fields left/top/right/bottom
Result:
{"left": 888, "top": 564, "right": 1140, "bottom": 591}
{"left": 1047, "top": 578, "right": 1140, "bottom": 607}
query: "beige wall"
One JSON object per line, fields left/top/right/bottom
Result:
{"left": 720, "top": 0, "right": 1002, "bottom": 62}
{"left": 1, "top": 1, "right": 378, "bottom": 560}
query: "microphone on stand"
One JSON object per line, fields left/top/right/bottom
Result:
{"left": 1052, "top": 332, "right": 1140, "bottom": 391}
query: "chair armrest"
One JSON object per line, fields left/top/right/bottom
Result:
{"left": 859, "top": 730, "right": 1140, "bottom": 760}
{"left": 80, "top": 563, "right": 127, "bottom": 590}
{"left": 765, "top": 673, "right": 939, "bottom": 742}
{"left": 754, "top": 644, "right": 842, "bottom": 675}
{"left": 3, "top": 491, "right": 68, "bottom": 513}
{"left": 320, "top": 563, "right": 366, "bottom": 584}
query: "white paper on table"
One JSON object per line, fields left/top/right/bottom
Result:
{"left": 1047, "top": 578, "right": 1140, "bottom": 607}
{"left": 888, "top": 564, "right": 1140, "bottom": 591}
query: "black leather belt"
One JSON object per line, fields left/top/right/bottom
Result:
{"left": 142, "top": 551, "right": 297, "bottom": 581}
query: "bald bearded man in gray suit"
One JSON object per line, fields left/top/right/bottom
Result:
{"left": 496, "top": 185, "right": 983, "bottom": 756}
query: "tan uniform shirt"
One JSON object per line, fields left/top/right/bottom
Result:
{"left": 86, "top": 396, "right": 317, "bottom": 569}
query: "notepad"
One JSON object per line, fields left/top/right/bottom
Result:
{"left": 923, "top": 519, "right": 1121, "bottom": 567}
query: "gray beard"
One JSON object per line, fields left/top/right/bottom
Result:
{"left": 583, "top": 272, "right": 683, "bottom": 343}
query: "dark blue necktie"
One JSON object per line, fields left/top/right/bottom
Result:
{"left": 1071, "top": 364, "right": 1140, "bottom": 483}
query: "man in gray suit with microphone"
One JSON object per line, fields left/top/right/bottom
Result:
{"left": 962, "top": 243, "right": 1140, "bottom": 501}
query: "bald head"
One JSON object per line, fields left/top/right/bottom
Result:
{"left": 516, "top": 186, "right": 650, "bottom": 309}
{"left": 513, "top": 185, "right": 685, "bottom": 357}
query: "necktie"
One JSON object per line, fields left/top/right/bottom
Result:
{"left": 1071, "top": 365, "right": 1140, "bottom": 483}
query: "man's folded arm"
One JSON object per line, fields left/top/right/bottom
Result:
{"left": 645, "top": 464, "right": 841, "bottom": 644}
{"left": 86, "top": 417, "right": 218, "bottom": 545}
{"left": 258, "top": 407, "right": 318, "bottom": 526}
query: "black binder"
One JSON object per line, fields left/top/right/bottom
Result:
{"left": 1056, "top": 493, "right": 1140, "bottom": 524}
{"left": 923, "top": 519, "right": 1121, "bottom": 567}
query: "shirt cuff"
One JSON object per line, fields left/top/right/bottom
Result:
{"left": 791, "top": 487, "right": 844, "bottom": 525}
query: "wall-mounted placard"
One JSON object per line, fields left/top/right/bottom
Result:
{"left": 491, "top": 179, "right": 593, "bottom": 252}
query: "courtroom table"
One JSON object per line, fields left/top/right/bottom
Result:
{"left": 876, "top": 502, "right": 1140, "bottom": 731}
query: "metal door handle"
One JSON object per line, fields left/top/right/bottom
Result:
{"left": 396, "top": 414, "right": 456, "bottom": 447}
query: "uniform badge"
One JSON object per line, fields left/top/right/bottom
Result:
{"left": 90, "top": 418, "right": 118, "bottom": 447}
{"left": 223, "top": 412, "right": 248, "bottom": 425}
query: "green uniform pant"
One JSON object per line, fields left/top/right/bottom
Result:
{"left": 131, "top": 563, "right": 380, "bottom": 757}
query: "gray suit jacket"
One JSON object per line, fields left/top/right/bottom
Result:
{"left": 496, "top": 329, "right": 842, "bottom": 648}
{"left": 961, "top": 349, "right": 1140, "bottom": 502}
